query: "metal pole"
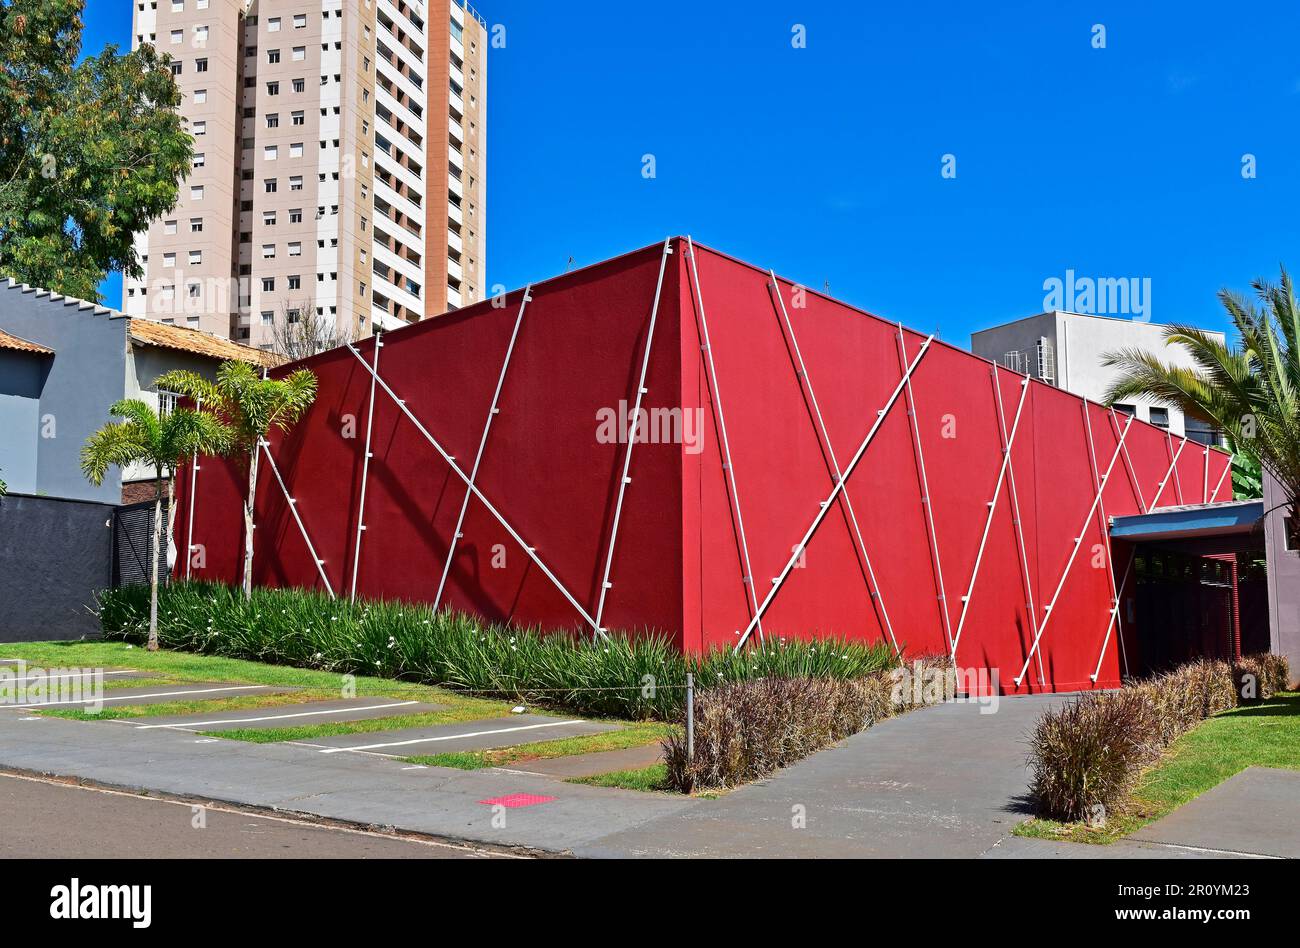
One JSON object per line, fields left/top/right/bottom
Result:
{"left": 350, "top": 334, "right": 382, "bottom": 601}
{"left": 685, "top": 672, "right": 694, "bottom": 767}
{"left": 594, "top": 240, "right": 673, "bottom": 637}
{"left": 435, "top": 286, "right": 532, "bottom": 610}
{"left": 1082, "top": 401, "right": 1127, "bottom": 679}
{"left": 768, "top": 272, "right": 900, "bottom": 657}
{"left": 685, "top": 237, "right": 765, "bottom": 645}
{"left": 259, "top": 439, "right": 335, "bottom": 598}
{"left": 734, "top": 334, "right": 934, "bottom": 650}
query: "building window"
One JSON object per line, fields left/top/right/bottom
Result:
{"left": 170, "top": 29, "right": 182, "bottom": 44}
{"left": 265, "top": 178, "right": 277, "bottom": 193}
{"left": 164, "top": 220, "right": 177, "bottom": 235}
{"left": 262, "top": 244, "right": 276, "bottom": 259}
{"left": 193, "top": 88, "right": 206, "bottom": 104}
{"left": 1185, "top": 415, "right": 1222, "bottom": 447}
{"left": 1149, "top": 407, "right": 1170, "bottom": 429}
{"left": 170, "top": 62, "right": 182, "bottom": 76}
{"left": 261, "top": 277, "right": 275, "bottom": 291}
{"left": 266, "top": 113, "right": 280, "bottom": 128}
{"left": 263, "top": 210, "right": 276, "bottom": 226}
{"left": 196, "top": 57, "right": 208, "bottom": 72}
{"left": 288, "top": 275, "right": 301, "bottom": 290}
{"left": 190, "top": 217, "right": 203, "bottom": 232}
{"left": 292, "top": 78, "right": 305, "bottom": 93}
{"left": 268, "top": 16, "right": 281, "bottom": 31}
{"left": 163, "top": 252, "right": 176, "bottom": 267}
{"left": 192, "top": 153, "right": 205, "bottom": 168}
{"left": 189, "top": 250, "right": 201, "bottom": 265}
{"left": 261, "top": 311, "right": 274, "bottom": 325}
{"left": 289, "top": 176, "right": 303, "bottom": 191}
{"left": 193, "top": 25, "right": 208, "bottom": 45}
{"left": 289, "top": 142, "right": 303, "bottom": 158}
{"left": 190, "top": 185, "right": 204, "bottom": 200}
{"left": 267, "top": 81, "right": 279, "bottom": 95}
{"left": 193, "top": 120, "right": 206, "bottom": 135}
{"left": 288, "top": 208, "right": 303, "bottom": 223}
{"left": 292, "top": 46, "right": 306, "bottom": 61}
{"left": 268, "top": 49, "right": 280, "bottom": 64}
{"left": 288, "top": 242, "right": 301, "bottom": 256}
{"left": 293, "top": 13, "right": 306, "bottom": 28}
{"left": 264, "top": 145, "right": 278, "bottom": 160}
{"left": 1113, "top": 404, "right": 1136, "bottom": 417}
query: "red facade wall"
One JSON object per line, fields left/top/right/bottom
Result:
{"left": 173, "top": 237, "right": 1233, "bottom": 693}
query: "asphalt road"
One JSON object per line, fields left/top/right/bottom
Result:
{"left": 0, "top": 771, "right": 506, "bottom": 859}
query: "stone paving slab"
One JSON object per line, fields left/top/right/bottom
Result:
{"left": 1, "top": 681, "right": 294, "bottom": 710}
{"left": 305, "top": 714, "right": 619, "bottom": 757}
{"left": 1130, "top": 767, "right": 1300, "bottom": 858}
{"left": 119, "top": 697, "right": 447, "bottom": 732}
{"left": 507, "top": 743, "right": 665, "bottom": 779}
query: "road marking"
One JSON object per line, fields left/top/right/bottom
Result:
{"left": 130, "top": 700, "right": 420, "bottom": 730}
{"left": 7, "top": 685, "right": 273, "bottom": 708}
{"left": 318, "top": 719, "right": 586, "bottom": 754}
{"left": 3, "top": 669, "right": 140, "bottom": 682}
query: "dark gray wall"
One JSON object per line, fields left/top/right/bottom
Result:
{"left": 1263, "top": 471, "right": 1300, "bottom": 687}
{"left": 0, "top": 283, "right": 128, "bottom": 504}
{"left": 0, "top": 493, "right": 113, "bottom": 641}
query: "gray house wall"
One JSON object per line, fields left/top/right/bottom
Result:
{"left": 0, "top": 350, "right": 47, "bottom": 495}
{"left": 1263, "top": 471, "right": 1300, "bottom": 687}
{"left": 0, "top": 285, "right": 128, "bottom": 504}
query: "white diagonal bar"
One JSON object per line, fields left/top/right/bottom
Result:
{"left": 992, "top": 368, "right": 1046, "bottom": 687}
{"left": 896, "top": 325, "right": 954, "bottom": 654}
{"left": 345, "top": 343, "right": 600, "bottom": 633}
{"left": 434, "top": 286, "right": 532, "bottom": 611}
{"left": 1112, "top": 407, "right": 1148, "bottom": 514}
{"left": 735, "top": 335, "right": 935, "bottom": 651}
{"left": 950, "top": 367, "right": 1030, "bottom": 663}
{"left": 184, "top": 396, "right": 202, "bottom": 580}
{"left": 686, "top": 236, "right": 764, "bottom": 645}
{"left": 1211, "top": 453, "right": 1234, "bottom": 502}
{"left": 1091, "top": 546, "right": 1137, "bottom": 683}
{"left": 1014, "top": 414, "right": 1134, "bottom": 686}
{"left": 259, "top": 439, "right": 335, "bottom": 598}
{"left": 349, "top": 334, "right": 382, "bottom": 601}
{"left": 1082, "top": 400, "right": 1126, "bottom": 677}
{"left": 1152, "top": 435, "right": 1189, "bottom": 508}
{"left": 768, "top": 272, "right": 899, "bottom": 655}
{"left": 1202, "top": 443, "right": 1210, "bottom": 503}
{"left": 593, "top": 240, "right": 673, "bottom": 635}
{"left": 1168, "top": 431, "right": 1186, "bottom": 504}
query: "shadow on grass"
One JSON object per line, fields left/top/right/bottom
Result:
{"left": 1227, "top": 693, "right": 1300, "bottom": 718}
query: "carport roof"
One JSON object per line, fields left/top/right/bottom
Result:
{"left": 1110, "top": 499, "right": 1264, "bottom": 542}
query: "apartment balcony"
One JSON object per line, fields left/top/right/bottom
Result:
{"left": 448, "top": 202, "right": 463, "bottom": 226}
{"left": 446, "top": 284, "right": 462, "bottom": 309}
{"left": 447, "top": 257, "right": 462, "bottom": 282}
{"left": 447, "top": 229, "right": 463, "bottom": 254}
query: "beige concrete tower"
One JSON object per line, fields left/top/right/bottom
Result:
{"left": 124, "top": 0, "right": 488, "bottom": 350}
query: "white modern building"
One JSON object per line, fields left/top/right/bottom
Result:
{"left": 971, "top": 310, "right": 1226, "bottom": 445}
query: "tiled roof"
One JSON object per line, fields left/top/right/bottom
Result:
{"left": 127, "top": 318, "right": 283, "bottom": 368}
{"left": 0, "top": 329, "right": 53, "bottom": 356}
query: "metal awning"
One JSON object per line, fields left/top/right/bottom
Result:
{"left": 1110, "top": 500, "right": 1264, "bottom": 542}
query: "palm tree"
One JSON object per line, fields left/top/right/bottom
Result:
{"left": 156, "top": 360, "right": 318, "bottom": 598}
{"left": 1101, "top": 266, "right": 1300, "bottom": 542}
{"left": 81, "top": 399, "right": 230, "bottom": 650}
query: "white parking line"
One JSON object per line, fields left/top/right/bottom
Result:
{"left": 318, "top": 719, "right": 585, "bottom": 755}
{"left": 130, "top": 700, "right": 420, "bottom": 730}
{"left": 9, "top": 685, "right": 274, "bottom": 708}
{"left": 4, "top": 669, "right": 140, "bottom": 681}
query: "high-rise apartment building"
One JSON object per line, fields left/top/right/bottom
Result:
{"left": 123, "top": 0, "right": 487, "bottom": 350}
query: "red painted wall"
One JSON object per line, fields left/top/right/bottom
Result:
{"left": 173, "top": 237, "right": 1233, "bottom": 693}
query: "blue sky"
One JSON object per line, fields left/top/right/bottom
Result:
{"left": 87, "top": 0, "right": 1300, "bottom": 344}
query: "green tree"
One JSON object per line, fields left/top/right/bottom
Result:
{"left": 0, "top": 0, "right": 192, "bottom": 299}
{"left": 1102, "top": 267, "right": 1300, "bottom": 539}
{"left": 81, "top": 398, "right": 229, "bottom": 649}
{"left": 156, "top": 361, "right": 318, "bottom": 598}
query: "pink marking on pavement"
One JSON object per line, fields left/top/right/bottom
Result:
{"left": 478, "top": 793, "right": 556, "bottom": 809}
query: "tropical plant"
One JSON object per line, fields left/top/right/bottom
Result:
{"left": 1102, "top": 267, "right": 1300, "bottom": 536}
{"left": 155, "top": 360, "right": 317, "bottom": 597}
{"left": 0, "top": 0, "right": 192, "bottom": 299}
{"left": 80, "top": 398, "right": 229, "bottom": 650}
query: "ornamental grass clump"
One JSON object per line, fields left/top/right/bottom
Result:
{"left": 1028, "top": 655, "right": 1281, "bottom": 823}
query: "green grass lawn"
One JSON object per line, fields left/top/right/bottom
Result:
{"left": 1017, "top": 691, "right": 1300, "bottom": 844}
{"left": 403, "top": 721, "right": 673, "bottom": 770}
{"left": 1, "top": 640, "right": 511, "bottom": 725}
{"left": 569, "top": 763, "right": 671, "bottom": 793}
